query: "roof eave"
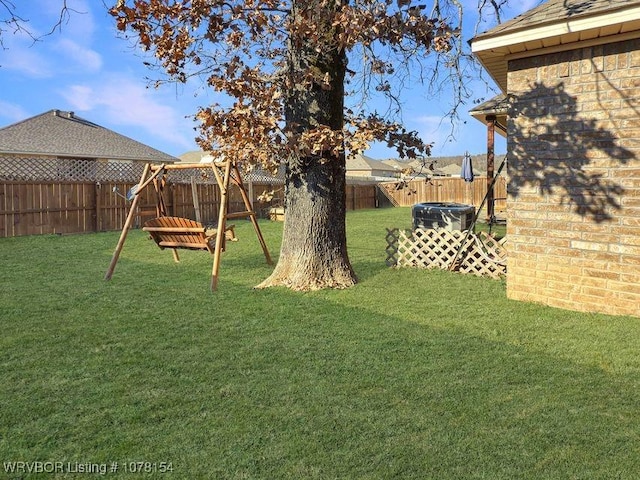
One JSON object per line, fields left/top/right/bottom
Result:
{"left": 468, "top": 112, "right": 508, "bottom": 137}
{"left": 471, "top": 4, "right": 640, "bottom": 92}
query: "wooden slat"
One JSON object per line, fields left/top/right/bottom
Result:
{"left": 378, "top": 176, "right": 507, "bottom": 209}
{"left": 142, "top": 226, "right": 205, "bottom": 233}
{"left": 226, "top": 210, "right": 253, "bottom": 219}
{"left": 157, "top": 240, "right": 209, "bottom": 249}
{"left": 143, "top": 216, "right": 214, "bottom": 253}
{"left": 150, "top": 162, "right": 227, "bottom": 171}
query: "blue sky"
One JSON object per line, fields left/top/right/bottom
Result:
{"left": 0, "top": 0, "right": 538, "bottom": 160}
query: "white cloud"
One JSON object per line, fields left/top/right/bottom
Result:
{"left": 32, "top": 0, "right": 96, "bottom": 39}
{"left": 0, "top": 102, "right": 30, "bottom": 124}
{"left": 64, "top": 85, "right": 95, "bottom": 110}
{"left": 0, "top": 0, "right": 99, "bottom": 76}
{"left": 1, "top": 47, "right": 53, "bottom": 77}
{"left": 61, "top": 0, "right": 96, "bottom": 40}
{"left": 1, "top": 42, "right": 99, "bottom": 78}
{"left": 55, "top": 39, "right": 102, "bottom": 72}
{"left": 0, "top": 20, "right": 53, "bottom": 77}
{"left": 61, "top": 74, "right": 195, "bottom": 151}
{"left": 414, "top": 115, "right": 456, "bottom": 152}
{"left": 0, "top": 38, "right": 102, "bottom": 78}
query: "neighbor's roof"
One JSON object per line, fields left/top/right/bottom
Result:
{"left": 178, "top": 150, "right": 205, "bottom": 163}
{"left": 346, "top": 154, "right": 397, "bottom": 173}
{"left": 0, "top": 109, "right": 179, "bottom": 163}
{"left": 381, "top": 158, "right": 406, "bottom": 170}
{"left": 179, "top": 149, "right": 285, "bottom": 183}
{"left": 471, "top": 0, "right": 640, "bottom": 91}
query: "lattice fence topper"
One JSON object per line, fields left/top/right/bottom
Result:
{"left": 0, "top": 156, "right": 285, "bottom": 185}
{"left": 0, "top": 156, "right": 146, "bottom": 182}
{"left": 386, "top": 228, "right": 507, "bottom": 280}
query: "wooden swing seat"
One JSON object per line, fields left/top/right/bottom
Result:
{"left": 105, "top": 160, "right": 272, "bottom": 292}
{"left": 143, "top": 216, "right": 236, "bottom": 254}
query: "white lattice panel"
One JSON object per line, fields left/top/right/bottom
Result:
{"left": 388, "top": 228, "right": 507, "bottom": 280}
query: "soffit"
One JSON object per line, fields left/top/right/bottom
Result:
{"left": 471, "top": 2, "right": 640, "bottom": 92}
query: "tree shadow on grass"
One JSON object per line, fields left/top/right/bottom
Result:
{"left": 202, "top": 287, "right": 640, "bottom": 478}
{"left": 4, "top": 237, "right": 640, "bottom": 478}
{"left": 507, "top": 81, "right": 634, "bottom": 223}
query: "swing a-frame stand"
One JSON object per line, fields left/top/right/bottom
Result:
{"left": 104, "top": 159, "right": 273, "bottom": 291}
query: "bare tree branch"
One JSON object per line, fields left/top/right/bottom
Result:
{"left": 0, "top": 0, "right": 79, "bottom": 49}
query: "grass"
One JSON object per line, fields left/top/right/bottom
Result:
{"left": 1, "top": 207, "right": 639, "bottom": 479}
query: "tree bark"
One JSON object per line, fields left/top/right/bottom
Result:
{"left": 257, "top": 155, "right": 357, "bottom": 290}
{"left": 256, "top": 0, "right": 357, "bottom": 291}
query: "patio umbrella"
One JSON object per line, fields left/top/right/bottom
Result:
{"left": 461, "top": 152, "right": 474, "bottom": 182}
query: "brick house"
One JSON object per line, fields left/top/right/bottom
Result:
{"left": 471, "top": 0, "right": 640, "bottom": 317}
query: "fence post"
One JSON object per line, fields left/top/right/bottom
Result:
{"left": 94, "top": 182, "right": 101, "bottom": 232}
{"left": 351, "top": 185, "right": 355, "bottom": 210}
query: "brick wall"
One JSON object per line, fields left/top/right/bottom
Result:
{"left": 506, "top": 38, "right": 640, "bottom": 317}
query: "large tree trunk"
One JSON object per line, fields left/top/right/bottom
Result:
{"left": 256, "top": 0, "right": 357, "bottom": 291}
{"left": 257, "top": 155, "right": 357, "bottom": 290}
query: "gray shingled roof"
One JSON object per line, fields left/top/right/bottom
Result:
{"left": 347, "top": 154, "right": 398, "bottom": 173}
{"left": 381, "top": 155, "right": 495, "bottom": 175}
{"left": 474, "top": 0, "right": 639, "bottom": 40}
{"left": 468, "top": 94, "right": 509, "bottom": 135}
{"left": 469, "top": 94, "right": 509, "bottom": 116}
{"left": 178, "top": 150, "right": 205, "bottom": 163}
{"left": 0, "top": 109, "right": 179, "bottom": 163}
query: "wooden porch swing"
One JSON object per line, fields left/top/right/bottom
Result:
{"left": 104, "top": 159, "right": 273, "bottom": 291}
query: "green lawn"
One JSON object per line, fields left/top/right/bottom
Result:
{"left": 1, "top": 207, "right": 638, "bottom": 479}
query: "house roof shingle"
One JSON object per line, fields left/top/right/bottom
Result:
{"left": 469, "top": 94, "right": 509, "bottom": 116}
{"left": 468, "top": 94, "right": 509, "bottom": 135}
{"left": 346, "top": 154, "right": 397, "bottom": 173}
{"left": 0, "top": 109, "right": 178, "bottom": 163}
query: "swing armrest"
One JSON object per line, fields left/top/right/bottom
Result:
{"left": 204, "top": 224, "right": 237, "bottom": 241}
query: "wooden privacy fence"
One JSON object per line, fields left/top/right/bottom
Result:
{"left": 1, "top": 156, "right": 277, "bottom": 237}
{"left": 378, "top": 176, "right": 507, "bottom": 211}
{"left": 1, "top": 156, "right": 506, "bottom": 238}
{"left": 385, "top": 227, "right": 507, "bottom": 280}
{"left": 1, "top": 181, "right": 227, "bottom": 237}
{"left": 0, "top": 180, "right": 380, "bottom": 238}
